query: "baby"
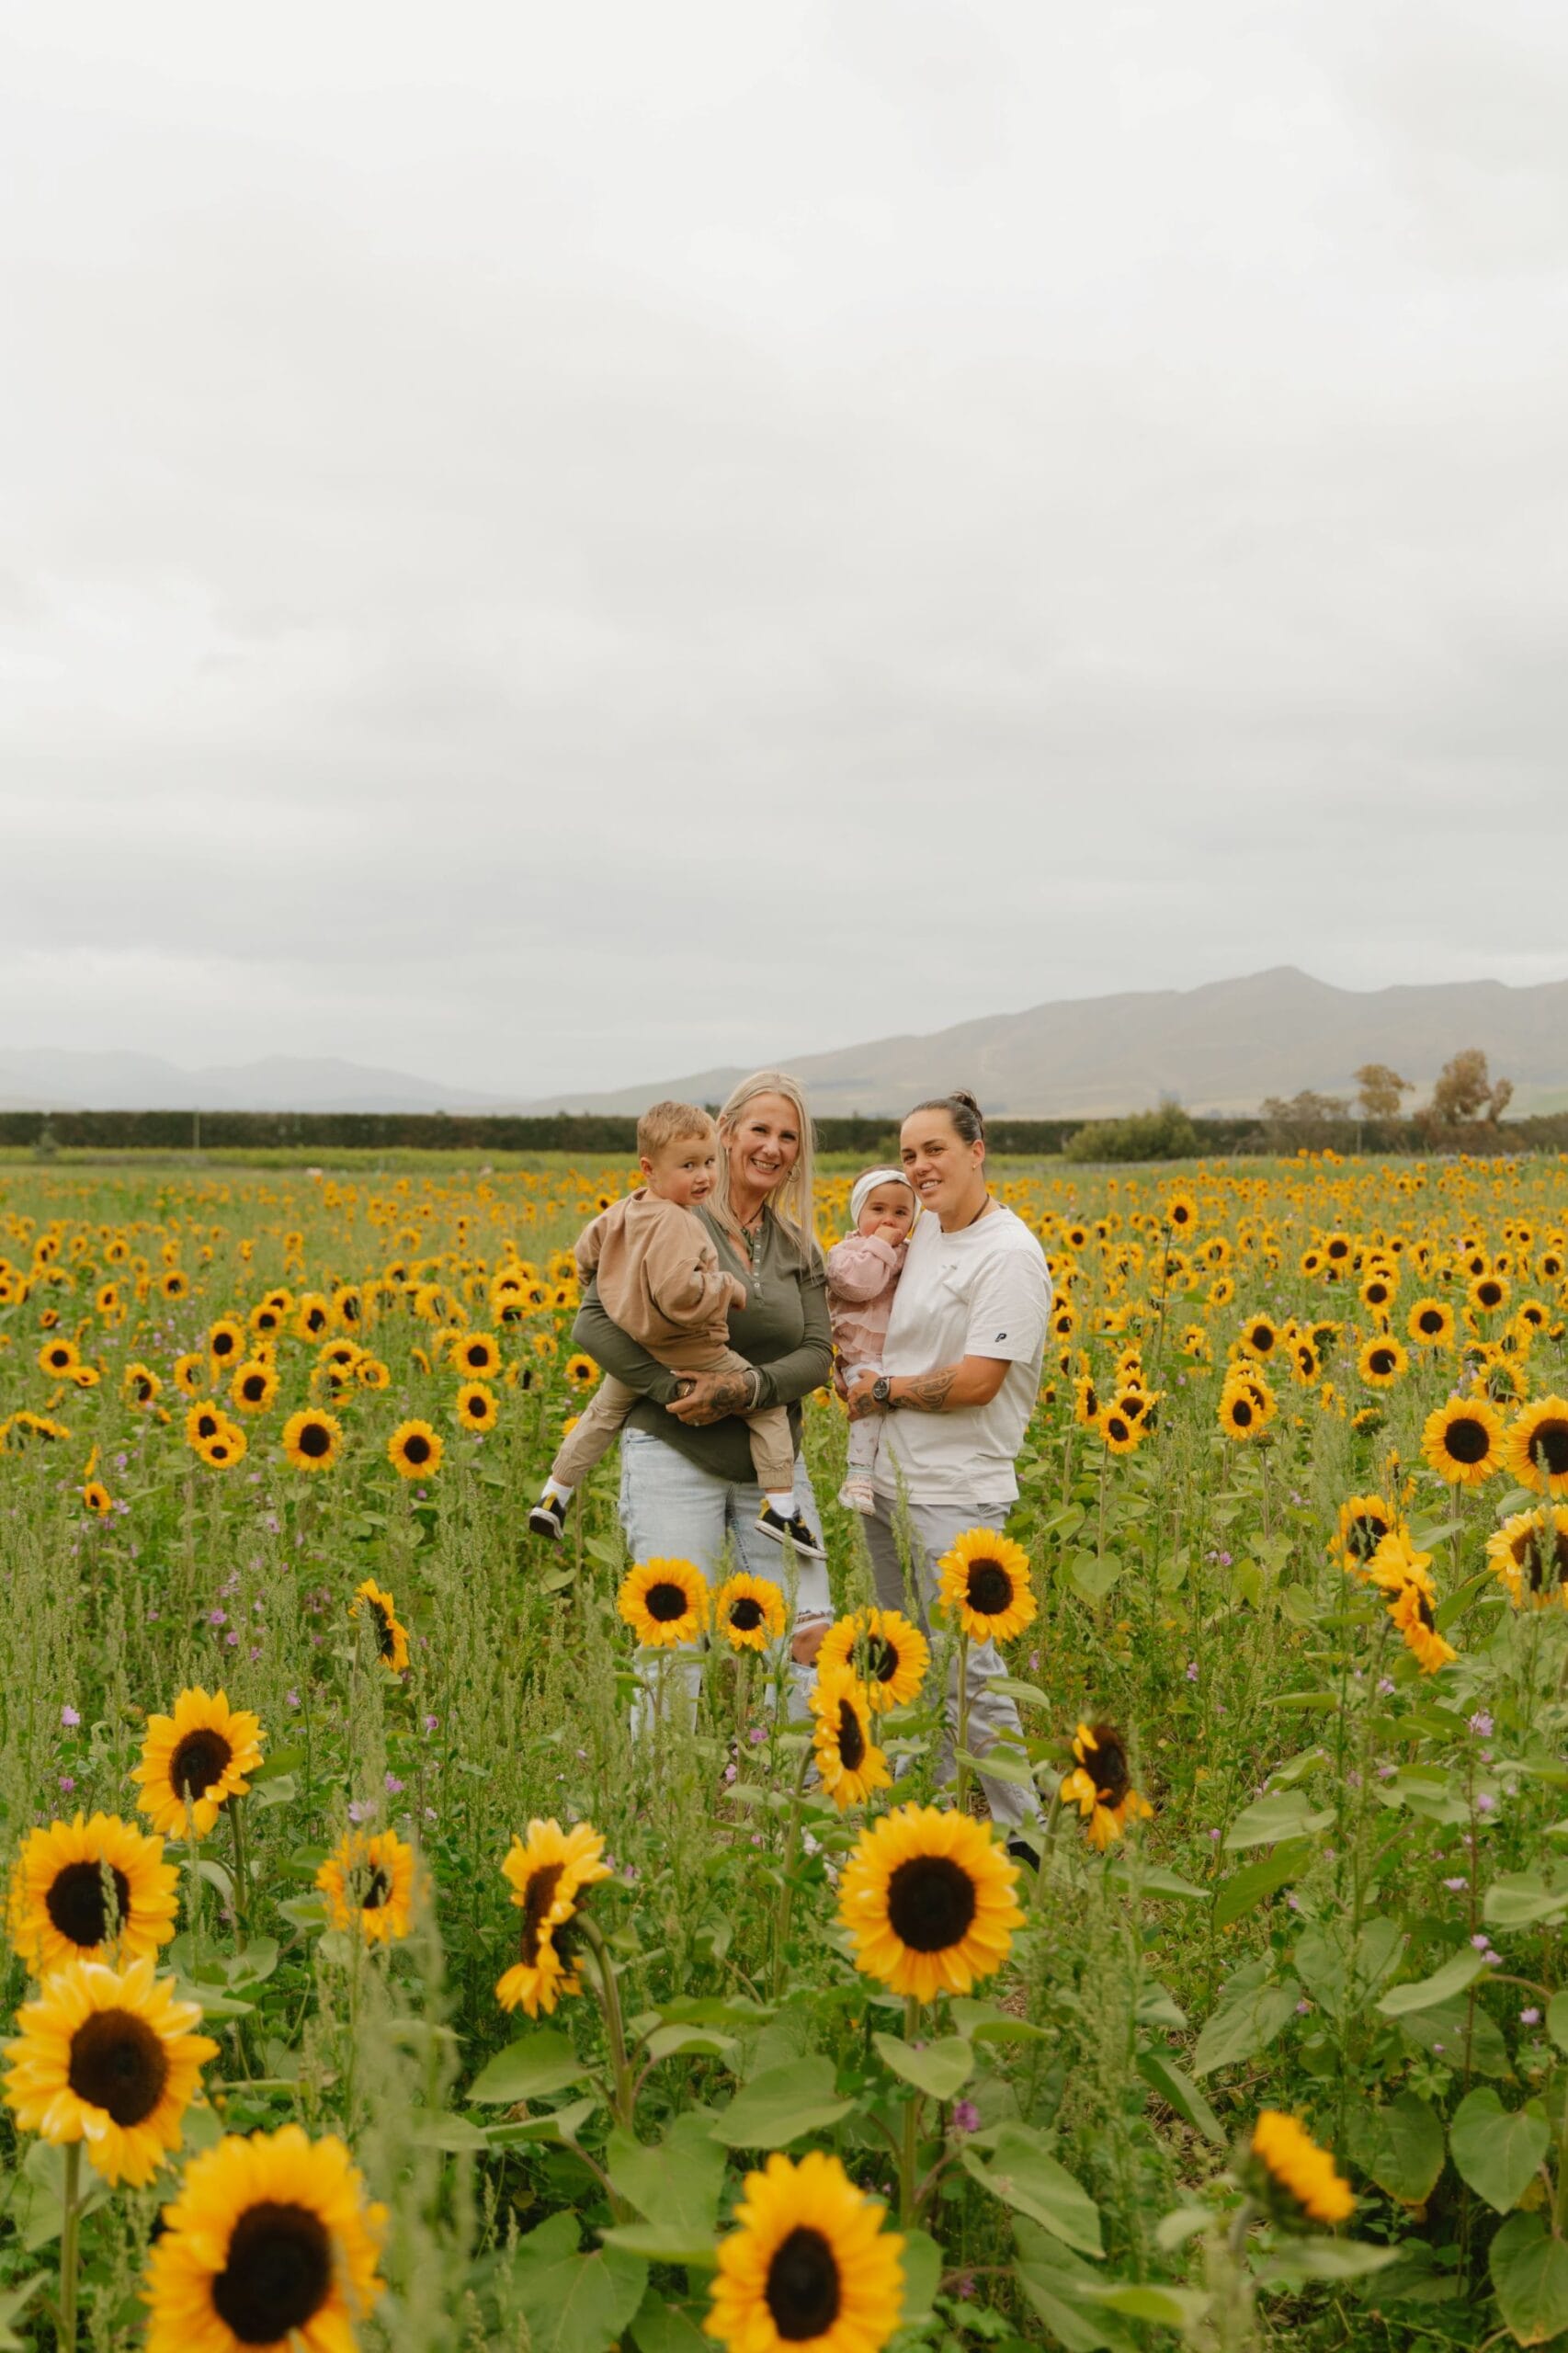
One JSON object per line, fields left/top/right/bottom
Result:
{"left": 528, "top": 1099, "right": 825, "bottom": 1560}
{"left": 825, "top": 1165, "right": 917, "bottom": 1513}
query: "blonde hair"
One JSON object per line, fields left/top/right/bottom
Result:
{"left": 637, "top": 1099, "right": 715, "bottom": 1159}
{"left": 711, "top": 1071, "right": 818, "bottom": 1262}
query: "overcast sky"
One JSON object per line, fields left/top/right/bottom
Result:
{"left": 4, "top": 0, "right": 1567, "bottom": 1097}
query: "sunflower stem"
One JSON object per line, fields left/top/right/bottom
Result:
{"left": 228, "top": 1794, "right": 249, "bottom": 1937}
{"left": 769, "top": 1742, "right": 816, "bottom": 2002}
{"left": 578, "top": 1915, "right": 635, "bottom": 2144}
{"left": 58, "top": 2139, "right": 81, "bottom": 2353}
{"left": 899, "top": 1995, "right": 922, "bottom": 2224}
{"left": 954, "top": 1631, "right": 971, "bottom": 1812}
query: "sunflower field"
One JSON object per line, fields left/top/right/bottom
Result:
{"left": 1, "top": 1153, "right": 1566, "bottom": 2353}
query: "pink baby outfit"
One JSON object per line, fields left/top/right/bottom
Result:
{"left": 826, "top": 1231, "right": 908, "bottom": 1504}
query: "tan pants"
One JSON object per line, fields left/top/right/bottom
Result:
{"left": 550, "top": 1347, "right": 795, "bottom": 1495}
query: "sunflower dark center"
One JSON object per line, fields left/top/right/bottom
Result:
{"left": 466, "top": 1347, "right": 485, "bottom": 1366}
{"left": 836, "top": 1699, "right": 866, "bottom": 1774}
{"left": 170, "top": 1728, "right": 233, "bottom": 1801}
{"left": 1231, "top": 1399, "right": 1254, "bottom": 1427}
{"left": 371, "top": 1604, "right": 396, "bottom": 1660}
{"left": 1529, "top": 1420, "right": 1568, "bottom": 1476}
{"left": 1086, "top": 1729, "right": 1130, "bottom": 1806}
{"left": 1107, "top": 1416, "right": 1131, "bottom": 1443}
{"left": 358, "top": 1868, "right": 391, "bottom": 1912}
{"left": 1369, "top": 1349, "right": 1396, "bottom": 1376}
{"left": 213, "top": 1332, "right": 235, "bottom": 1356}
{"left": 242, "top": 1376, "right": 265, "bottom": 1401}
{"left": 196, "top": 1412, "right": 219, "bottom": 1438}
{"left": 729, "top": 1597, "right": 765, "bottom": 1631}
{"left": 1415, "top": 1594, "right": 1437, "bottom": 1631}
{"left": 67, "top": 2006, "right": 168, "bottom": 2125}
{"left": 403, "top": 1433, "right": 431, "bottom": 1465}
{"left": 1478, "top": 1283, "right": 1503, "bottom": 1307}
{"left": 765, "top": 2226, "right": 841, "bottom": 2342}
{"left": 646, "top": 1581, "right": 689, "bottom": 1623}
{"left": 1443, "top": 1415, "right": 1490, "bottom": 1465}
{"left": 863, "top": 1637, "right": 900, "bottom": 1685}
{"left": 1346, "top": 1514, "right": 1388, "bottom": 1563}
{"left": 299, "top": 1420, "right": 330, "bottom": 1458}
{"left": 1523, "top": 1530, "right": 1568, "bottom": 1592}
{"left": 1418, "top": 1308, "right": 1444, "bottom": 1333}
{"left": 966, "top": 1562, "right": 1013, "bottom": 1615}
{"left": 47, "top": 1861, "right": 132, "bottom": 1949}
{"left": 212, "top": 2201, "right": 333, "bottom": 2345}
{"left": 885, "top": 1854, "right": 978, "bottom": 1952}
{"left": 519, "top": 1862, "right": 566, "bottom": 1965}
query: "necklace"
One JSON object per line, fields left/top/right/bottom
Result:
{"left": 947, "top": 1190, "right": 994, "bottom": 1235}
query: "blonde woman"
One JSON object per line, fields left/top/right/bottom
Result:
{"left": 572, "top": 1072, "right": 835, "bottom": 1722}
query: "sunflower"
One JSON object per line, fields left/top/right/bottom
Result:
{"left": 38, "top": 1336, "right": 79, "bottom": 1377}
{"left": 1403, "top": 1296, "right": 1452, "bottom": 1347}
{"left": 936, "top": 1528, "right": 1037, "bottom": 1644}
{"left": 706, "top": 2148, "right": 904, "bottom": 2353}
{"left": 1506, "top": 1395, "right": 1568, "bottom": 1498}
{"left": 229, "top": 1360, "right": 277, "bottom": 1414}
{"left": 388, "top": 1419, "right": 443, "bottom": 1480}
{"left": 316, "top": 1830, "right": 415, "bottom": 1945}
{"left": 1331, "top": 1494, "right": 1396, "bottom": 1577}
{"left": 3, "top": 1955, "right": 216, "bottom": 2186}
{"left": 714, "top": 1572, "right": 788, "bottom": 1653}
{"left": 207, "top": 1318, "right": 244, "bottom": 1367}
{"left": 808, "top": 1669, "right": 892, "bottom": 1811}
{"left": 173, "top": 1352, "right": 206, "bottom": 1399}
{"left": 817, "top": 1609, "right": 931, "bottom": 1712}
{"left": 1248, "top": 2110, "right": 1354, "bottom": 2227}
{"left": 1486, "top": 1508, "right": 1568, "bottom": 1610}
{"left": 1073, "top": 1373, "right": 1101, "bottom": 1426}
{"left": 356, "top": 1355, "right": 392, "bottom": 1390}
{"left": 159, "top": 1268, "right": 188, "bottom": 1301}
{"left": 199, "top": 1427, "right": 246, "bottom": 1471}
{"left": 1165, "top": 1192, "right": 1197, "bottom": 1231}
{"left": 143, "top": 2122, "right": 386, "bottom": 2353}
{"left": 495, "top": 1819, "right": 612, "bottom": 2018}
{"left": 1418, "top": 1393, "right": 1503, "bottom": 1487}
{"left": 450, "top": 1331, "right": 502, "bottom": 1379}
{"left": 564, "top": 1352, "right": 598, "bottom": 1391}
{"left": 1359, "top": 1272, "right": 1397, "bottom": 1313}
{"left": 1469, "top": 1273, "right": 1509, "bottom": 1315}
{"left": 132, "top": 1688, "right": 265, "bottom": 1837}
{"left": 1386, "top": 1579, "right": 1456, "bottom": 1673}
{"left": 1218, "top": 1383, "right": 1267, "bottom": 1441}
{"left": 282, "top": 1408, "right": 343, "bottom": 1472}
{"left": 83, "top": 1477, "right": 114, "bottom": 1516}
{"left": 1367, "top": 1526, "right": 1436, "bottom": 1601}
{"left": 295, "top": 1293, "right": 333, "bottom": 1340}
{"left": 454, "top": 1380, "right": 498, "bottom": 1433}
{"left": 350, "top": 1578, "right": 409, "bottom": 1674}
{"left": 837, "top": 1802, "right": 1024, "bottom": 2000}
{"left": 618, "top": 1558, "right": 710, "bottom": 1648}
{"left": 9, "top": 1813, "right": 178, "bottom": 1973}
{"left": 1357, "top": 1335, "right": 1408, "bottom": 1388}
{"left": 1060, "top": 1721, "right": 1153, "bottom": 1849}
{"left": 1098, "top": 1405, "right": 1142, "bottom": 1454}
{"left": 1238, "top": 1313, "right": 1278, "bottom": 1360}
{"left": 124, "top": 1361, "right": 162, "bottom": 1405}
{"left": 185, "top": 1400, "right": 224, "bottom": 1449}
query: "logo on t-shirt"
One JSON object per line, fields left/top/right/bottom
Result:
{"left": 994, "top": 1330, "right": 1007, "bottom": 1342}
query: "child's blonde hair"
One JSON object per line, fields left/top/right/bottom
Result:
{"left": 637, "top": 1100, "right": 715, "bottom": 1159}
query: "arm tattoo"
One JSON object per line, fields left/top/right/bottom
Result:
{"left": 688, "top": 1370, "right": 755, "bottom": 1424}
{"left": 898, "top": 1368, "right": 959, "bottom": 1413}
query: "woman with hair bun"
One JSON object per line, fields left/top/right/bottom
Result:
{"left": 845, "top": 1091, "right": 1051, "bottom": 1858}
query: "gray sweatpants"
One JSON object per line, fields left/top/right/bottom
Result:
{"left": 863, "top": 1489, "right": 1043, "bottom": 1835}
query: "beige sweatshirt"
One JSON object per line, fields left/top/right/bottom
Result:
{"left": 574, "top": 1190, "right": 741, "bottom": 1351}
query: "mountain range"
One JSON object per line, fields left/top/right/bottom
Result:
{"left": 6, "top": 970, "right": 1564, "bottom": 1120}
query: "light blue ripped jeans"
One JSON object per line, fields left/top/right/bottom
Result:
{"left": 618, "top": 1427, "right": 833, "bottom": 1733}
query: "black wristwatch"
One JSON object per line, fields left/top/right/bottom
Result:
{"left": 871, "top": 1375, "right": 896, "bottom": 1408}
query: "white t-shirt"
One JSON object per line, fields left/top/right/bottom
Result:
{"left": 876, "top": 1200, "right": 1052, "bottom": 1504}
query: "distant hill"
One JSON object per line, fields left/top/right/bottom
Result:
{"left": 0, "top": 1049, "right": 511, "bottom": 1116}
{"left": 517, "top": 968, "right": 1568, "bottom": 1120}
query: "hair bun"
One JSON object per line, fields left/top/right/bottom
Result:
{"left": 950, "top": 1090, "right": 983, "bottom": 1119}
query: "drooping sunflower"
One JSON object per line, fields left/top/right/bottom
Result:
{"left": 388, "top": 1420, "right": 443, "bottom": 1480}
{"left": 350, "top": 1579, "right": 409, "bottom": 1674}
{"left": 450, "top": 1331, "right": 502, "bottom": 1379}
{"left": 837, "top": 1802, "right": 1024, "bottom": 1999}
{"left": 454, "top": 1381, "right": 498, "bottom": 1433}
{"left": 817, "top": 1609, "right": 930, "bottom": 1713}
{"left": 1247, "top": 2110, "right": 1354, "bottom": 2226}
{"left": 132, "top": 1688, "right": 265, "bottom": 1837}
{"left": 143, "top": 2122, "right": 386, "bottom": 2353}
{"left": 9, "top": 1813, "right": 178, "bottom": 1974}
{"left": 495, "top": 1819, "right": 612, "bottom": 2018}
{"left": 1387, "top": 1576, "right": 1457, "bottom": 1673}
{"left": 808, "top": 1669, "right": 892, "bottom": 1811}
{"left": 936, "top": 1528, "right": 1037, "bottom": 1644}
{"left": 705, "top": 2148, "right": 904, "bottom": 2353}
{"left": 1356, "top": 1335, "right": 1408, "bottom": 1388}
{"left": 316, "top": 1829, "right": 415, "bottom": 1945}
{"left": 1367, "top": 1526, "right": 1437, "bottom": 1603}
{"left": 282, "top": 1408, "right": 343, "bottom": 1473}
{"left": 713, "top": 1572, "right": 788, "bottom": 1653}
{"left": 1485, "top": 1508, "right": 1568, "bottom": 1610}
{"left": 1330, "top": 1494, "right": 1396, "bottom": 1577}
{"left": 1060, "top": 1721, "right": 1153, "bottom": 1850}
{"left": 1422, "top": 1394, "right": 1505, "bottom": 1486}
{"left": 618, "top": 1557, "right": 710, "bottom": 1648}
{"left": 3, "top": 1955, "right": 216, "bottom": 2186}
{"left": 1506, "top": 1395, "right": 1568, "bottom": 1498}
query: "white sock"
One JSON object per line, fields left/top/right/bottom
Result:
{"left": 765, "top": 1490, "right": 797, "bottom": 1518}
{"left": 543, "top": 1480, "right": 574, "bottom": 1507}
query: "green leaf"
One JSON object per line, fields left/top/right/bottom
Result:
{"left": 1069, "top": 1552, "right": 1123, "bottom": 1602}
{"left": 486, "top": 2096, "right": 600, "bottom": 2148}
{"left": 1489, "top": 2211, "right": 1568, "bottom": 2346}
{"left": 1484, "top": 1871, "right": 1568, "bottom": 1930}
{"left": 990, "top": 1677, "right": 1051, "bottom": 1709}
{"left": 638, "top": 2025, "right": 739, "bottom": 2065}
{"left": 1078, "top": 2281, "right": 1213, "bottom": 2328}
{"left": 962, "top": 2124, "right": 1104, "bottom": 2256}
{"left": 1223, "top": 1791, "right": 1334, "bottom": 1852}
{"left": 608, "top": 2114, "right": 727, "bottom": 2237}
{"left": 1449, "top": 2088, "right": 1551, "bottom": 2215}
{"left": 410, "top": 2109, "right": 489, "bottom": 2151}
{"left": 871, "top": 2033, "right": 974, "bottom": 2100}
{"left": 1378, "top": 1949, "right": 1490, "bottom": 2016}
{"left": 510, "top": 2213, "right": 650, "bottom": 2353}
{"left": 1192, "top": 1975, "right": 1300, "bottom": 2078}
{"left": 0, "top": 2274, "right": 45, "bottom": 2353}
{"left": 627, "top": 2290, "right": 710, "bottom": 2353}
{"left": 710, "top": 2057, "right": 853, "bottom": 2149}
{"left": 1213, "top": 1839, "right": 1312, "bottom": 1927}
{"left": 1102, "top": 1860, "right": 1208, "bottom": 1904}
{"left": 1135, "top": 2051, "right": 1226, "bottom": 2146}
{"left": 954, "top": 1746, "right": 1038, "bottom": 1791}
{"left": 1255, "top": 2239, "right": 1400, "bottom": 2285}
{"left": 898, "top": 2228, "right": 942, "bottom": 2325}
{"left": 1547, "top": 1991, "right": 1568, "bottom": 2055}
{"left": 252, "top": 1771, "right": 299, "bottom": 1809}
{"left": 598, "top": 2224, "right": 719, "bottom": 2267}
{"left": 248, "top": 1744, "right": 306, "bottom": 1782}
{"left": 1012, "top": 2225, "right": 1135, "bottom": 2353}
{"left": 469, "top": 2030, "right": 592, "bottom": 2103}
{"left": 1395, "top": 1993, "right": 1510, "bottom": 2079}
{"left": 1345, "top": 2091, "right": 1445, "bottom": 2207}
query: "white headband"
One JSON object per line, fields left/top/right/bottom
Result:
{"left": 850, "top": 1166, "right": 915, "bottom": 1229}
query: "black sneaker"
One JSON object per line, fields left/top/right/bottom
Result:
{"left": 755, "top": 1504, "right": 827, "bottom": 1561}
{"left": 1006, "top": 1836, "right": 1040, "bottom": 1871}
{"left": 528, "top": 1495, "right": 568, "bottom": 1543}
